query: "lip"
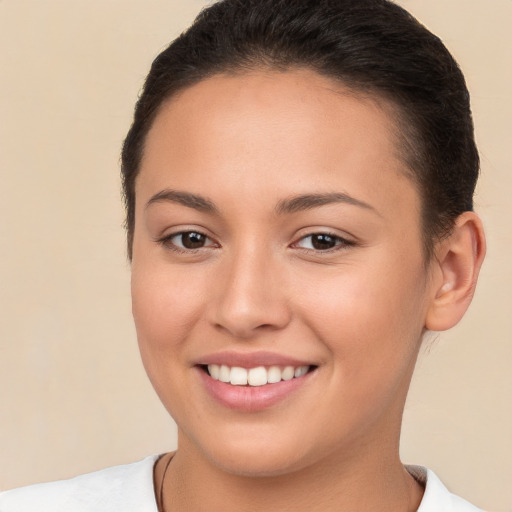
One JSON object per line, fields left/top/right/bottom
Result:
{"left": 195, "top": 351, "right": 317, "bottom": 412}
{"left": 195, "top": 350, "right": 313, "bottom": 369}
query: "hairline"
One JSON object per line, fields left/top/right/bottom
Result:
{"left": 128, "top": 64, "right": 440, "bottom": 263}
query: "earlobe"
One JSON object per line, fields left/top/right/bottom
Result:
{"left": 425, "top": 211, "right": 486, "bottom": 332}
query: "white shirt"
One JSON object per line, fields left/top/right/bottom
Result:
{"left": 0, "top": 455, "right": 484, "bottom": 511}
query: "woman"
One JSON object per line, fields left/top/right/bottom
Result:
{"left": 0, "top": 0, "right": 488, "bottom": 510}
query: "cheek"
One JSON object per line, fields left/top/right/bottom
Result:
{"left": 130, "top": 259, "right": 211, "bottom": 416}
{"left": 296, "top": 258, "right": 428, "bottom": 377}
{"left": 130, "top": 260, "right": 206, "bottom": 357}
{"left": 294, "top": 265, "right": 428, "bottom": 442}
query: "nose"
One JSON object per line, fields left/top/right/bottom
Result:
{"left": 209, "top": 247, "right": 292, "bottom": 339}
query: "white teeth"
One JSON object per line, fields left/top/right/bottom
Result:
{"left": 281, "top": 366, "right": 295, "bottom": 381}
{"left": 295, "top": 366, "right": 308, "bottom": 378}
{"left": 219, "top": 365, "right": 231, "bottom": 383}
{"left": 248, "top": 366, "right": 267, "bottom": 386}
{"left": 208, "top": 364, "right": 220, "bottom": 380}
{"left": 230, "top": 367, "right": 248, "bottom": 385}
{"left": 207, "top": 364, "right": 310, "bottom": 386}
{"left": 267, "top": 366, "right": 282, "bottom": 384}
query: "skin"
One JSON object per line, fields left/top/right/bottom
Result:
{"left": 131, "top": 69, "right": 485, "bottom": 511}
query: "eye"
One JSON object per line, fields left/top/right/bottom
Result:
{"left": 162, "top": 231, "right": 215, "bottom": 251}
{"left": 295, "top": 233, "right": 352, "bottom": 251}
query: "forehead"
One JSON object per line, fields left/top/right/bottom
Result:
{"left": 137, "top": 69, "right": 417, "bottom": 220}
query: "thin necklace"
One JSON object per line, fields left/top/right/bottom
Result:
{"left": 158, "top": 453, "right": 174, "bottom": 512}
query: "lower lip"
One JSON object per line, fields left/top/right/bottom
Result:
{"left": 197, "top": 367, "right": 314, "bottom": 412}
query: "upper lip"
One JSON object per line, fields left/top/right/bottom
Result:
{"left": 195, "top": 351, "right": 315, "bottom": 369}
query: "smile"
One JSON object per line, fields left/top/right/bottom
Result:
{"left": 197, "top": 357, "right": 317, "bottom": 411}
{"left": 207, "top": 364, "right": 310, "bottom": 386}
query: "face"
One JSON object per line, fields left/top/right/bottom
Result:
{"left": 131, "top": 69, "right": 434, "bottom": 477}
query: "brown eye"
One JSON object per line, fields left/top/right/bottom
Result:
{"left": 295, "top": 233, "right": 352, "bottom": 251}
{"left": 310, "top": 234, "right": 337, "bottom": 250}
{"left": 178, "top": 232, "right": 208, "bottom": 249}
{"left": 162, "top": 231, "right": 215, "bottom": 251}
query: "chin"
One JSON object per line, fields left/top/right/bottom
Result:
{"left": 207, "top": 450, "right": 307, "bottom": 478}
{"left": 195, "top": 429, "right": 317, "bottom": 478}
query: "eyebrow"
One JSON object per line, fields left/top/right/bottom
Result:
{"left": 145, "top": 189, "right": 218, "bottom": 213}
{"left": 275, "top": 192, "right": 380, "bottom": 216}
{"left": 145, "top": 189, "right": 379, "bottom": 217}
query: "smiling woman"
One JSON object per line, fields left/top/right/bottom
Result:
{"left": 132, "top": 70, "right": 440, "bottom": 490}
{"left": 0, "top": 0, "right": 510, "bottom": 511}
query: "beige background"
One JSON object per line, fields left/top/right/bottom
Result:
{"left": 0, "top": 1, "right": 510, "bottom": 510}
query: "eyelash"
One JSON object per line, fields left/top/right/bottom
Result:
{"left": 157, "top": 230, "right": 216, "bottom": 254}
{"left": 157, "top": 230, "right": 356, "bottom": 254}
{"left": 292, "top": 232, "right": 356, "bottom": 253}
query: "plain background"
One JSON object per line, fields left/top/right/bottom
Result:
{"left": 0, "top": 1, "right": 510, "bottom": 510}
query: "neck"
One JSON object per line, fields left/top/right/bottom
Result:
{"left": 159, "top": 433, "right": 423, "bottom": 512}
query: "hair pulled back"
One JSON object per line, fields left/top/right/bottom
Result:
{"left": 122, "top": 0, "right": 479, "bottom": 260}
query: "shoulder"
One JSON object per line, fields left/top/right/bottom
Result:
{"left": 0, "top": 455, "right": 160, "bottom": 512}
{"left": 408, "top": 465, "right": 484, "bottom": 512}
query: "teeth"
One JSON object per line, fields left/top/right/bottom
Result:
{"left": 208, "top": 364, "right": 220, "bottom": 380}
{"left": 281, "top": 366, "right": 295, "bottom": 381}
{"left": 248, "top": 366, "right": 267, "bottom": 386}
{"left": 267, "top": 366, "right": 282, "bottom": 384}
{"left": 207, "top": 364, "right": 310, "bottom": 386}
{"left": 295, "top": 366, "right": 308, "bottom": 377}
{"left": 219, "top": 365, "right": 230, "bottom": 383}
{"left": 230, "top": 367, "right": 248, "bottom": 385}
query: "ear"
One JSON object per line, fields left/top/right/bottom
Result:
{"left": 425, "top": 211, "right": 486, "bottom": 332}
